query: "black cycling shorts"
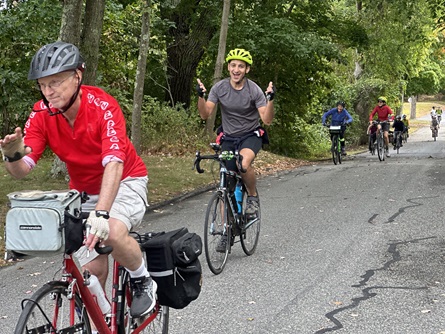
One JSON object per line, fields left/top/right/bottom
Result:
{"left": 380, "top": 122, "right": 390, "bottom": 132}
{"left": 221, "top": 135, "right": 262, "bottom": 172}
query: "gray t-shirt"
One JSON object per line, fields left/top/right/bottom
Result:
{"left": 207, "top": 78, "right": 267, "bottom": 137}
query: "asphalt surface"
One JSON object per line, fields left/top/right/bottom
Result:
{"left": 1, "top": 122, "right": 445, "bottom": 333}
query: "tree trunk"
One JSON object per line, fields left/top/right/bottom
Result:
{"left": 409, "top": 95, "right": 416, "bottom": 119}
{"left": 205, "top": 0, "right": 230, "bottom": 136}
{"left": 59, "top": 0, "right": 83, "bottom": 44}
{"left": 81, "top": 0, "right": 106, "bottom": 85}
{"left": 54, "top": 0, "right": 83, "bottom": 180}
{"left": 161, "top": 1, "right": 218, "bottom": 108}
{"left": 132, "top": 0, "right": 152, "bottom": 154}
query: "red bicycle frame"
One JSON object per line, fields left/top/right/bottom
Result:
{"left": 62, "top": 254, "right": 161, "bottom": 333}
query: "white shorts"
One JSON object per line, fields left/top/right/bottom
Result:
{"left": 75, "top": 176, "right": 148, "bottom": 266}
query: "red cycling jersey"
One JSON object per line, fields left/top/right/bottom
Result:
{"left": 23, "top": 85, "right": 147, "bottom": 195}
{"left": 369, "top": 105, "right": 393, "bottom": 122}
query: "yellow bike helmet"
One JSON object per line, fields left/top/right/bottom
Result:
{"left": 378, "top": 96, "right": 387, "bottom": 103}
{"left": 226, "top": 48, "right": 253, "bottom": 65}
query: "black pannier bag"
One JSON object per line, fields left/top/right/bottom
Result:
{"left": 142, "top": 227, "right": 202, "bottom": 309}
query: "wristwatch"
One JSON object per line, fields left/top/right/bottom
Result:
{"left": 95, "top": 210, "right": 110, "bottom": 219}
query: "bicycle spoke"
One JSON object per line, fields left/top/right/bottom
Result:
{"left": 14, "top": 282, "right": 91, "bottom": 334}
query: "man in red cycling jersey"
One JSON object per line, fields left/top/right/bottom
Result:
{"left": 0, "top": 42, "right": 155, "bottom": 319}
{"left": 369, "top": 96, "right": 393, "bottom": 157}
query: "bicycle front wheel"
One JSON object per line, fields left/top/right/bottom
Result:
{"left": 204, "top": 191, "right": 230, "bottom": 275}
{"left": 14, "top": 281, "right": 91, "bottom": 334}
{"left": 331, "top": 135, "right": 338, "bottom": 165}
{"left": 240, "top": 190, "right": 261, "bottom": 256}
{"left": 377, "top": 133, "right": 384, "bottom": 161}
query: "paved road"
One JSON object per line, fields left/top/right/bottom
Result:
{"left": 1, "top": 124, "right": 445, "bottom": 333}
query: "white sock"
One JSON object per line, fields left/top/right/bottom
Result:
{"left": 126, "top": 262, "right": 149, "bottom": 278}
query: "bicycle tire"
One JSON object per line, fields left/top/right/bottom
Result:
{"left": 331, "top": 135, "right": 338, "bottom": 165}
{"left": 119, "top": 271, "right": 169, "bottom": 334}
{"left": 377, "top": 133, "right": 384, "bottom": 161}
{"left": 337, "top": 138, "right": 342, "bottom": 164}
{"left": 240, "top": 189, "right": 261, "bottom": 256}
{"left": 204, "top": 191, "right": 230, "bottom": 275}
{"left": 14, "top": 281, "right": 91, "bottom": 334}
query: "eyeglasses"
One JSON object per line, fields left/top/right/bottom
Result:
{"left": 35, "top": 72, "right": 76, "bottom": 91}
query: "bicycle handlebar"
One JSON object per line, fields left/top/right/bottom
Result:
{"left": 193, "top": 143, "right": 246, "bottom": 174}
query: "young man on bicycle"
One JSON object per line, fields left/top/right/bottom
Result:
{"left": 369, "top": 96, "right": 393, "bottom": 157}
{"left": 0, "top": 42, "right": 156, "bottom": 319}
{"left": 196, "top": 48, "right": 274, "bottom": 248}
{"left": 321, "top": 101, "right": 353, "bottom": 155}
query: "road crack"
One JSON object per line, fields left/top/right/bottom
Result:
{"left": 315, "top": 237, "right": 433, "bottom": 333}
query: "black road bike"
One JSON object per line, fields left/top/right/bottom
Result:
{"left": 193, "top": 143, "right": 261, "bottom": 275}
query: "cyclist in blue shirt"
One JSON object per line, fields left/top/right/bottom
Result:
{"left": 322, "top": 101, "right": 353, "bottom": 155}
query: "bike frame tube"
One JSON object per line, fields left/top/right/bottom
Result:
{"left": 64, "top": 255, "right": 111, "bottom": 333}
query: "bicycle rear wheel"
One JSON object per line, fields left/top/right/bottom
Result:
{"left": 204, "top": 191, "right": 230, "bottom": 275}
{"left": 14, "top": 281, "right": 91, "bottom": 334}
{"left": 119, "top": 271, "right": 169, "bottom": 334}
{"left": 240, "top": 189, "right": 261, "bottom": 256}
{"left": 331, "top": 135, "right": 338, "bottom": 165}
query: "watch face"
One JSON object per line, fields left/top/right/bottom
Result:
{"left": 96, "top": 210, "right": 110, "bottom": 219}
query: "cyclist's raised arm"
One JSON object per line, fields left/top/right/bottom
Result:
{"left": 196, "top": 78, "right": 217, "bottom": 120}
{"left": 258, "top": 81, "right": 275, "bottom": 125}
{"left": 344, "top": 110, "right": 353, "bottom": 124}
{"left": 1, "top": 127, "right": 33, "bottom": 179}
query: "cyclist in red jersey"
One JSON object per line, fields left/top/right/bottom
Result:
{"left": 369, "top": 96, "right": 393, "bottom": 157}
{"left": 0, "top": 42, "right": 155, "bottom": 319}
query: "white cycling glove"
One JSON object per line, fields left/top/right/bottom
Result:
{"left": 86, "top": 211, "right": 110, "bottom": 240}
{"left": 1, "top": 136, "right": 27, "bottom": 162}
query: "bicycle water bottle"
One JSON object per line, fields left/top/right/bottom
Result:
{"left": 234, "top": 182, "right": 243, "bottom": 213}
{"left": 87, "top": 274, "right": 111, "bottom": 315}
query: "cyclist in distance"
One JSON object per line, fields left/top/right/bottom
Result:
{"left": 369, "top": 96, "right": 393, "bottom": 157}
{"left": 431, "top": 106, "right": 437, "bottom": 118}
{"left": 392, "top": 114, "right": 405, "bottom": 148}
{"left": 401, "top": 114, "right": 410, "bottom": 138}
{"left": 196, "top": 48, "right": 275, "bottom": 224}
{"left": 367, "top": 120, "right": 378, "bottom": 153}
{"left": 0, "top": 42, "right": 156, "bottom": 319}
{"left": 321, "top": 101, "right": 353, "bottom": 155}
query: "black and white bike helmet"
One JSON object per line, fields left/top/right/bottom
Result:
{"left": 28, "top": 41, "right": 85, "bottom": 80}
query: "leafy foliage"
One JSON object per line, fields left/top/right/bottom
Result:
{"left": 0, "top": 0, "right": 61, "bottom": 136}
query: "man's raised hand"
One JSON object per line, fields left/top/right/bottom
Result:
{"left": 196, "top": 79, "right": 207, "bottom": 98}
{"left": 265, "top": 81, "right": 275, "bottom": 101}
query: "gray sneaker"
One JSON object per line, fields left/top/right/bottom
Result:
{"left": 245, "top": 196, "right": 259, "bottom": 216}
{"left": 130, "top": 276, "right": 157, "bottom": 318}
{"left": 215, "top": 235, "right": 227, "bottom": 253}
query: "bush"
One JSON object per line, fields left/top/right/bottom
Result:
{"left": 140, "top": 97, "right": 210, "bottom": 154}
